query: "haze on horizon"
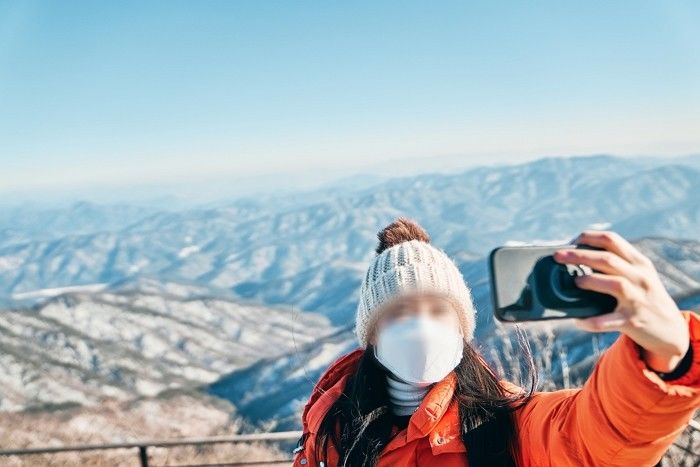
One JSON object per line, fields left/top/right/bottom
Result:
{"left": 1, "top": 1, "right": 699, "bottom": 203}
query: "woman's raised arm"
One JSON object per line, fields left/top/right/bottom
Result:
{"left": 516, "top": 230, "right": 700, "bottom": 466}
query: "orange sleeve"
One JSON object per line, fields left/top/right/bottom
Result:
{"left": 517, "top": 311, "right": 700, "bottom": 466}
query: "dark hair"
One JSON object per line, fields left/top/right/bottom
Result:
{"left": 315, "top": 334, "right": 537, "bottom": 466}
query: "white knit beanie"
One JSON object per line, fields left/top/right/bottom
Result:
{"left": 355, "top": 217, "right": 477, "bottom": 348}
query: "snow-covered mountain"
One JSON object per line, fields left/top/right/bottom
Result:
{"left": 0, "top": 201, "right": 163, "bottom": 246}
{"left": 209, "top": 238, "right": 700, "bottom": 431}
{"left": 2, "top": 155, "right": 700, "bottom": 325}
{"left": 1, "top": 154, "right": 699, "bottom": 427}
{"left": 0, "top": 280, "right": 331, "bottom": 411}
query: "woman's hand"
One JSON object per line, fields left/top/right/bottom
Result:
{"left": 553, "top": 230, "right": 690, "bottom": 373}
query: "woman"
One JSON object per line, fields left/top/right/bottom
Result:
{"left": 293, "top": 218, "right": 700, "bottom": 467}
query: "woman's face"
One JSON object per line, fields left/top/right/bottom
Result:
{"left": 369, "top": 292, "right": 462, "bottom": 346}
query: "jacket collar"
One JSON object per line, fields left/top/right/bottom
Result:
{"left": 305, "top": 349, "right": 362, "bottom": 435}
{"left": 386, "top": 371, "right": 465, "bottom": 455}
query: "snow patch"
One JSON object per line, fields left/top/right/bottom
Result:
{"left": 128, "top": 259, "right": 150, "bottom": 274}
{"left": 502, "top": 238, "right": 572, "bottom": 247}
{"left": 178, "top": 245, "right": 201, "bottom": 259}
{"left": 587, "top": 222, "right": 612, "bottom": 230}
{"left": 12, "top": 283, "right": 108, "bottom": 300}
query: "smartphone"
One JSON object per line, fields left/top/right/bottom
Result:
{"left": 488, "top": 244, "right": 617, "bottom": 322}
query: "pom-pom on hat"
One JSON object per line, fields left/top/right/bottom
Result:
{"left": 355, "top": 217, "right": 477, "bottom": 348}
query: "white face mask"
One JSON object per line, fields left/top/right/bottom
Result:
{"left": 374, "top": 316, "right": 464, "bottom": 386}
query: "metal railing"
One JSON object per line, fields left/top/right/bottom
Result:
{"left": 2, "top": 422, "right": 698, "bottom": 466}
{"left": 0, "top": 430, "right": 303, "bottom": 467}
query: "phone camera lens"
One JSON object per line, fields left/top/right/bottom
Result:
{"left": 549, "top": 264, "right": 584, "bottom": 302}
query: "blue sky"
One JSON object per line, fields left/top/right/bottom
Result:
{"left": 1, "top": 1, "right": 699, "bottom": 199}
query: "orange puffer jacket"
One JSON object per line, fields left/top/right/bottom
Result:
{"left": 293, "top": 311, "right": 700, "bottom": 466}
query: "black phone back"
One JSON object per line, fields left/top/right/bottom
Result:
{"left": 489, "top": 244, "right": 617, "bottom": 322}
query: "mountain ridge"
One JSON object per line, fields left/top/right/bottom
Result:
{"left": 3, "top": 155, "right": 700, "bottom": 326}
